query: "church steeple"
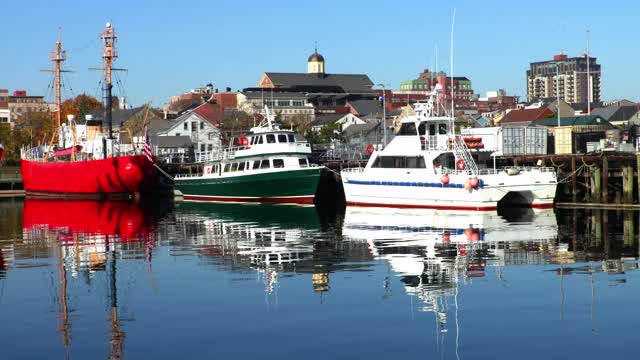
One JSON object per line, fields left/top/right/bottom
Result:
{"left": 307, "top": 42, "right": 325, "bottom": 74}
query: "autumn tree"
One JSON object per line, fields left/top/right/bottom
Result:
{"left": 60, "top": 94, "right": 102, "bottom": 121}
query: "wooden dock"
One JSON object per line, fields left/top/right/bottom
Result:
{"left": 505, "top": 152, "right": 640, "bottom": 206}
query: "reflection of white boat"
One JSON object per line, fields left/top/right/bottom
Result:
{"left": 342, "top": 207, "right": 557, "bottom": 245}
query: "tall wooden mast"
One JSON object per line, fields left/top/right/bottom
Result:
{"left": 41, "top": 29, "right": 71, "bottom": 128}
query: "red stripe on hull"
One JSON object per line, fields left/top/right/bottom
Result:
{"left": 531, "top": 202, "right": 555, "bottom": 209}
{"left": 183, "top": 194, "right": 315, "bottom": 205}
{"left": 21, "top": 155, "right": 155, "bottom": 196}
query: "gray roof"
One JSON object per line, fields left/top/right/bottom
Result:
{"left": 590, "top": 106, "right": 619, "bottom": 121}
{"left": 151, "top": 135, "right": 193, "bottom": 148}
{"left": 89, "top": 107, "right": 145, "bottom": 127}
{"left": 264, "top": 72, "right": 375, "bottom": 93}
{"left": 342, "top": 122, "right": 379, "bottom": 138}
{"left": 592, "top": 105, "right": 640, "bottom": 123}
{"left": 148, "top": 118, "right": 175, "bottom": 136}
{"left": 310, "top": 113, "right": 348, "bottom": 127}
{"left": 348, "top": 99, "right": 383, "bottom": 116}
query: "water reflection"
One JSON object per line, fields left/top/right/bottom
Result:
{"left": 1, "top": 198, "right": 640, "bottom": 359}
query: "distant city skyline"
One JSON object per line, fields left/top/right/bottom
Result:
{"left": 2, "top": 0, "right": 638, "bottom": 107}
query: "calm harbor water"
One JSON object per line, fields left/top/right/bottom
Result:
{"left": 1, "top": 198, "right": 639, "bottom": 359}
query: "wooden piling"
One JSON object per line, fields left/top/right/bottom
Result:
{"left": 602, "top": 157, "right": 608, "bottom": 203}
{"left": 571, "top": 157, "right": 577, "bottom": 202}
{"left": 592, "top": 166, "right": 601, "bottom": 203}
{"left": 624, "top": 163, "right": 634, "bottom": 204}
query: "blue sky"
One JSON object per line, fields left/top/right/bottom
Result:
{"left": 1, "top": 0, "right": 638, "bottom": 107}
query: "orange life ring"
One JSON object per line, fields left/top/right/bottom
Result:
{"left": 365, "top": 143, "right": 375, "bottom": 155}
{"left": 456, "top": 158, "right": 466, "bottom": 170}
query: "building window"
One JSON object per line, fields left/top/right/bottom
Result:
{"left": 200, "top": 144, "right": 205, "bottom": 151}
{"left": 175, "top": 132, "right": 181, "bottom": 136}
{"left": 191, "top": 121, "right": 197, "bottom": 132}
{"left": 208, "top": 144, "right": 213, "bottom": 151}
{"left": 184, "top": 123, "right": 188, "bottom": 130}
{"left": 200, "top": 122, "right": 204, "bottom": 130}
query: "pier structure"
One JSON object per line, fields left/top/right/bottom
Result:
{"left": 507, "top": 152, "right": 640, "bottom": 207}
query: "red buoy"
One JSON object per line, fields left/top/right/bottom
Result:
{"left": 441, "top": 174, "right": 450, "bottom": 184}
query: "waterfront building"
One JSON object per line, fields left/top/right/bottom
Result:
{"left": 398, "top": 68, "right": 474, "bottom": 102}
{"left": 309, "top": 113, "right": 367, "bottom": 133}
{"left": 0, "top": 89, "right": 10, "bottom": 125}
{"left": 241, "top": 48, "right": 376, "bottom": 124}
{"left": 526, "top": 54, "right": 601, "bottom": 105}
{"left": 149, "top": 101, "right": 222, "bottom": 159}
{"left": 4, "top": 90, "right": 53, "bottom": 122}
{"left": 591, "top": 103, "right": 640, "bottom": 126}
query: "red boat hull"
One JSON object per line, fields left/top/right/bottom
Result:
{"left": 21, "top": 155, "right": 155, "bottom": 197}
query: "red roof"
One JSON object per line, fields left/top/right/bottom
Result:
{"left": 192, "top": 102, "right": 224, "bottom": 126}
{"left": 501, "top": 107, "right": 553, "bottom": 125}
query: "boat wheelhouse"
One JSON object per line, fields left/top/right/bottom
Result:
{"left": 341, "top": 93, "right": 557, "bottom": 211}
{"left": 175, "top": 107, "right": 324, "bottom": 205}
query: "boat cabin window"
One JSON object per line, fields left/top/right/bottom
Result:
{"left": 433, "top": 153, "right": 455, "bottom": 169}
{"left": 260, "top": 160, "right": 270, "bottom": 169}
{"left": 258, "top": 136, "right": 264, "bottom": 144}
{"left": 238, "top": 162, "right": 246, "bottom": 171}
{"left": 223, "top": 163, "right": 231, "bottom": 172}
{"left": 231, "top": 163, "right": 239, "bottom": 172}
{"left": 266, "top": 134, "right": 276, "bottom": 143}
{"left": 273, "top": 159, "right": 285, "bottom": 168}
{"left": 372, "top": 156, "right": 426, "bottom": 169}
{"left": 250, "top": 136, "right": 256, "bottom": 145}
{"left": 298, "top": 158, "right": 308, "bottom": 168}
{"left": 252, "top": 160, "right": 260, "bottom": 170}
{"left": 277, "top": 134, "right": 287, "bottom": 143}
{"left": 288, "top": 134, "right": 295, "bottom": 142}
{"left": 398, "top": 122, "right": 418, "bottom": 136}
{"left": 439, "top": 124, "right": 448, "bottom": 134}
{"left": 418, "top": 123, "right": 426, "bottom": 135}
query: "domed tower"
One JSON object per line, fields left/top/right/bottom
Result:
{"left": 307, "top": 46, "right": 325, "bottom": 75}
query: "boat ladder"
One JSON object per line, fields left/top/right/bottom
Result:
{"left": 451, "top": 136, "right": 478, "bottom": 175}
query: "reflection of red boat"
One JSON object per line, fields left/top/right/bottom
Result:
{"left": 21, "top": 155, "right": 155, "bottom": 198}
{"left": 22, "top": 199, "right": 152, "bottom": 240}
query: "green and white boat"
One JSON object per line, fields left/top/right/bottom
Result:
{"left": 175, "top": 107, "right": 324, "bottom": 205}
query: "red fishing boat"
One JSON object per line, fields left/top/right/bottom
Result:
{"left": 20, "top": 23, "right": 157, "bottom": 199}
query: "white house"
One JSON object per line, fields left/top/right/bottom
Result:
{"left": 310, "top": 113, "right": 366, "bottom": 133}
{"left": 149, "top": 102, "right": 222, "bottom": 159}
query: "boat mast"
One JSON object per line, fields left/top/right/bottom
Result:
{"left": 41, "top": 29, "right": 71, "bottom": 128}
{"left": 91, "top": 22, "right": 126, "bottom": 153}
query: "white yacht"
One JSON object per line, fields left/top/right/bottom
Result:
{"left": 341, "top": 91, "right": 557, "bottom": 210}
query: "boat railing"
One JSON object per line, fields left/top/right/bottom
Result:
{"left": 175, "top": 163, "right": 324, "bottom": 179}
{"left": 442, "top": 166, "right": 555, "bottom": 176}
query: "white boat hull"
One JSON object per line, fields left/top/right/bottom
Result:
{"left": 341, "top": 168, "right": 557, "bottom": 210}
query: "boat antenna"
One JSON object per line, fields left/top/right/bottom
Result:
{"left": 90, "top": 22, "right": 127, "bottom": 157}
{"left": 41, "top": 28, "right": 73, "bottom": 128}
{"left": 450, "top": 8, "right": 456, "bottom": 133}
